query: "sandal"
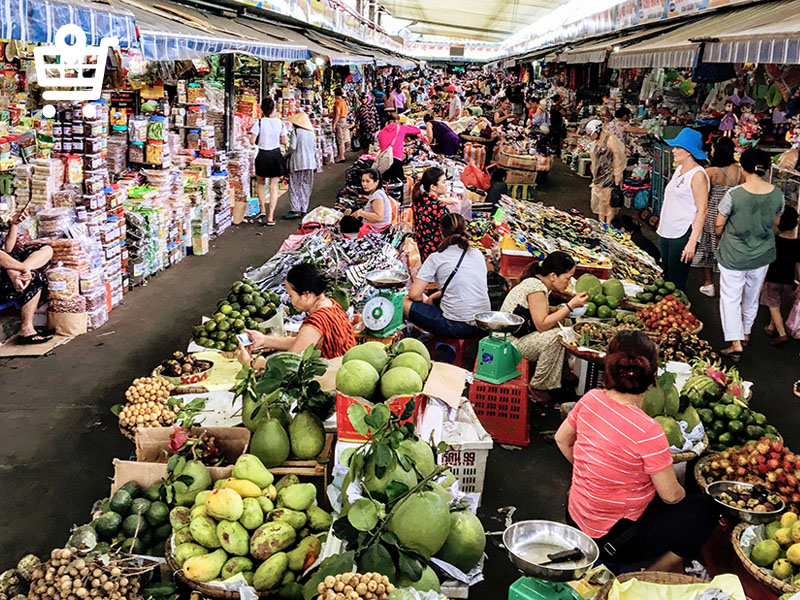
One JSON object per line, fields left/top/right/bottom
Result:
{"left": 17, "top": 332, "right": 53, "bottom": 345}
{"left": 720, "top": 347, "right": 742, "bottom": 363}
{"left": 36, "top": 326, "right": 56, "bottom": 336}
{"left": 264, "top": 220, "right": 276, "bottom": 227}
{"left": 255, "top": 213, "right": 267, "bottom": 224}
{"left": 765, "top": 325, "right": 777, "bottom": 338}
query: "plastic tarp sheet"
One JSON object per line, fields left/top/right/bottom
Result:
{"left": 119, "top": 0, "right": 308, "bottom": 61}
{"left": 303, "top": 29, "right": 374, "bottom": 65}
{"left": 558, "top": 24, "right": 678, "bottom": 64}
{"left": 0, "top": 0, "right": 137, "bottom": 47}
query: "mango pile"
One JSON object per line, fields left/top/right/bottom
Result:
{"left": 749, "top": 511, "right": 800, "bottom": 588}
{"left": 336, "top": 339, "right": 431, "bottom": 401}
{"left": 169, "top": 454, "right": 332, "bottom": 596}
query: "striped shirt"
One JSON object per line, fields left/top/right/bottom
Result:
{"left": 567, "top": 389, "right": 672, "bottom": 538}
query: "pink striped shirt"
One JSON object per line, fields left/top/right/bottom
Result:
{"left": 567, "top": 389, "right": 672, "bottom": 538}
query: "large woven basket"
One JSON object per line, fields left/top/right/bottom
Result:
{"left": 732, "top": 522, "right": 798, "bottom": 595}
{"left": 165, "top": 536, "right": 275, "bottom": 598}
{"left": 694, "top": 453, "right": 721, "bottom": 490}
{"left": 671, "top": 434, "right": 709, "bottom": 465}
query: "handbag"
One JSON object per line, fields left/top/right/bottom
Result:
{"left": 511, "top": 304, "right": 537, "bottom": 337}
{"left": 610, "top": 186, "right": 625, "bottom": 208}
{"left": 374, "top": 125, "right": 400, "bottom": 174}
{"left": 433, "top": 248, "right": 468, "bottom": 306}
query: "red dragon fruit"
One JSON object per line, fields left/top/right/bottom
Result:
{"left": 727, "top": 369, "right": 744, "bottom": 398}
{"left": 168, "top": 426, "right": 191, "bottom": 452}
{"left": 693, "top": 359, "right": 728, "bottom": 389}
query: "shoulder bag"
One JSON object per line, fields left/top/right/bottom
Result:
{"left": 434, "top": 248, "right": 468, "bottom": 305}
{"left": 374, "top": 125, "right": 400, "bottom": 174}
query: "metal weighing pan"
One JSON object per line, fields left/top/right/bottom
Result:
{"left": 503, "top": 520, "right": 599, "bottom": 581}
{"left": 706, "top": 480, "right": 785, "bottom": 524}
{"left": 474, "top": 311, "right": 525, "bottom": 333}
{"left": 365, "top": 269, "right": 409, "bottom": 290}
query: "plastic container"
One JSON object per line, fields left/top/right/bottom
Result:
{"left": 575, "top": 264, "right": 613, "bottom": 280}
{"left": 500, "top": 249, "right": 536, "bottom": 279}
{"left": 147, "top": 116, "right": 166, "bottom": 142}
{"left": 468, "top": 358, "right": 531, "bottom": 446}
{"left": 88, "top": 305, "right": 108, "bottom": 330}
{"left": 129, "top": 142, "right": 144, "bottom": 163}
{"left": 46, "top": 263, "right": 80, "bottom": 300}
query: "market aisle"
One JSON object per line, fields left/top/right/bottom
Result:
{"left": 0, "top": 158, "right": 355, "bottom": 560}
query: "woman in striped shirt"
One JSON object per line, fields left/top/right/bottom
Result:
{"left": 555, "top": 331, "right": 717, "bottom": 571}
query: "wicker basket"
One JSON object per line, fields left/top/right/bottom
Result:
{"left": 671, "top": 434, "right": 709, "bottom": 464}
{"left": 165, "top": 536, "right": 276, "bottom": 598}
{"left": 694, "top": 453, "right": 721, "bottom": 490}
{"left": 732, "top": 522, "right": 798, "bottom": 595}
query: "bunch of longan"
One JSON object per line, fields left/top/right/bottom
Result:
{"left": 316, "top": 573, "right": 395, "bottom": 600}
{"left": 118, "top": 377, "right": 178, "bottom": 430}
{"left": 28, "top": 548, "right": 141, "bottom": 600}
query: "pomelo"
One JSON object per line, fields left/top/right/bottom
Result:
{"left": 575, "top": 273, "right": 601, "bottom": 295}
{"left": 387, "top": 491, "right": 450, "bottom": 558}
{"left": 380, "top": 367, "right": 423, "bottom": 400}
{"left": 398, "top": 438, "right": 436, "bottom": 477}
{"left": 362, "top": 456, "right": 418, "bottom": 501}
{"left": 390, "top": 353, "right": 430, "bottom": 383}
{"left": 336, "top": 359, "right": 380, "bottom": 399}
{"left": 396, "top": 566, "right": 440, "bottom": 592}
{"left": 435, "top": 510, "right": 486, "bottom": 572}
{"left": 601, "top": 278, "right": 625, "bottom": 301}
{"left": 394, "top": 338, "right": 431, "bottom": 364}
{"left": 343, "top": 342, "right": 389, "bottom": 374}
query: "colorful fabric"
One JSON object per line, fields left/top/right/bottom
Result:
{"left": 412, "top": 192, "right": 450, "bottom": 263}
{"left": 0, "top": 233, "right": 49, "bottom": 307}
{"left": 288, "top": 170, "right": 314, "bottom": 214}
{"left": 302, "top": 305, "right": 356, "bottom": 359}
{"left": 567, "top": 388, "right": 673, "bottom": 538}
{"left": 356, "top": 102, "right": 379, "bottom": 141}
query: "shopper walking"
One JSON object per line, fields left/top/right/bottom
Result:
{"left": 693, "top": 137, "right": 740, "bottom": 296}
{"left": 376, "top": 112, "right": 420, "bottom": 182}
{"left": 332, "top": 87, "right": 349, "bottom": 163}
{"left": 372, "top": 82, "right": 387, "bottom": 126}
{"left": 501, "top": 251, "right": 588, "bottom": 405}
{"left": 761, "top": 206, "right": 800, "bottom": 346}
{"left": 549, "top": 94, "right": 566, "bottom": 151}
{"left": 555, "top": 330, "right": 717, "bottom": 572}
{"left": 656, "top": 127, "right": 709, "bottom": 291}
{"left": 390, "top": 81, "right": 406, "bottom": 114}
{"left": 716, "top": 148, "right": 785, "bottom": 361}
{"left": 446, "top": 86, "right": 462, "bottom": 121}
{"left": 355, "top": 93, "right": 379, "bottom": 153}
{"left": 250, "top": 97, "right": 288, "bottom": 226}
{"left": 283, "top": 111, "right": 317, "bottom": 220}
{"left": 585, "top": 119, "right": 626, "bottom": 226}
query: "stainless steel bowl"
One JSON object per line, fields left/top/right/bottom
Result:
{"left": 503, "top": 520, "right": 599, "bottom": 581}
{"left": 365, "top": 269, "right": 409, "bottom": 289}
{"left": 474, "top": 311, "right": 525, "bottom": 333}
{"left": 706, "top": 480, "right": 785, "bottom": 524}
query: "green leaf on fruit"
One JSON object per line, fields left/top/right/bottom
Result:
{"left": 397, "top": 551, "right": 423, "bottom": 582}
{"left": 373, "top": 443, "right": 393, "bottom": 468}
{"left": 358, "top": 544, "right": 396, "bottom": 579}
{"left": 400, "top": 398, "right": 416, "bottom": 421}
{"left": 110, "top": 404, "right": 123, "bottom": 416}
{"left": 385, "top": 481, "right": 409, "bottom": 503}
{"left": 348, "top": 403, "right": 370, "bottom": 437}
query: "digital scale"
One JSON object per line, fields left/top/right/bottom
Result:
{"left": 503, "top": 520, "right": 599, "bottom": 600}
{"left": 361, "top": 269, "right": 409, "bottom": 338}
{"left": 473, "top": 311, "right": 524, "bottom": 384}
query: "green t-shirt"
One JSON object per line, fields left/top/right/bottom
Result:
{"left": 717, "top": 186, "right": 784, "bottom": 270}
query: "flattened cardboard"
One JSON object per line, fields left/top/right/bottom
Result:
{"left": 317, "top": 357, "right": 467, "bottom": 409}
{"left": 111, "top": 459, "right": 233, "bottom": 495}
{"left": 134, "top": 427, "right": 250, "bottom": 463}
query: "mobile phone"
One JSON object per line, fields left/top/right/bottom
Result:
{"left": 14, "top": 196, "right": 33, "bottom": 219}
{"left": 236, "top": 333, "right": 253, "bottom": 347}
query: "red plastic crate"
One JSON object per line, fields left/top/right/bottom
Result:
{"left": 574, "top": 264, "right": 612, "bottom": 280}
{"left": 500, "top": 249, "right": 536, "bottom": 278}
{"left": 468, "top": 359, "right": 530, "bottom": 446}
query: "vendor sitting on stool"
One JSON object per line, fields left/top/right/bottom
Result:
{"left": 555, "top": 330, "right": 717, "bottom": 572}
{"left": 500, "top": 252, "right": 587, "bottom": 405}
{"left": 403, "top": 213, "right": 490, "bottom": 339}
{"left": 350, "top": 169, "right": 396, "bottom": 237}
{"left": 236, "top": 263, "right": 356, "bottom": 363}
{"left": 0, "top": 207, "right": 54, "bottom": 344}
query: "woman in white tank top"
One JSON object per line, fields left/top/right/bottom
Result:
{"left": 656, "top": 128, "right": 709, "bottom": 292}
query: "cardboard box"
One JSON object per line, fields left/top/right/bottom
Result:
{"left": 505, "top": 168, "right": 538, "bottom": 185}
{"left": 134, "top": 427, "right": 250, "bottom": 464}
{"left": 111, "top": 459, "right": 232, "bottom": 495}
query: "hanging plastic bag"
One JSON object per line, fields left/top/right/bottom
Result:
{"left": 786, "top": 290, "right": 800, "bottom": 339}
{"left": 460, "top": 163, "right": 491, "bottom": 191}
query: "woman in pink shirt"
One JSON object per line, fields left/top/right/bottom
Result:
{"left": 555, "top": 331, "right": 716, "bottom": 571}
{"left": 377, "top": 112, "right": 420, "bottom": 182}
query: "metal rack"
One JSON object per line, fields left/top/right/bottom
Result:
{"left": 650, "top": 138, "right": 674, "bottom": 216}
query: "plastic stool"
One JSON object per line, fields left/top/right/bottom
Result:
{"left": 427, "top": 336, "right": 480, "bottom": 370}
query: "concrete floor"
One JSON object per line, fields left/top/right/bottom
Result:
{"left": 2, "top": 159, "right": 798, "bottom": 597}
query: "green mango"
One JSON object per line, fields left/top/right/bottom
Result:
{"left": 189, "top": 516, "right": 221, "bottom": 549}
{"left": 172, "top": 528, "right": 194, "bottom": 545}
{"left": 275, "top": 475, "right": 300, "bottom": 491}
{"left": 239, "top": 498, "right": 264, "bottom": 530}
{"left": 269, "top": 508, "right": 307, "bottom": 530}
{"left": 281, "top": 484, "right": 316, "bottom": 512}
{"left": 305, "top": 506, "right": 333, "bottom": 532}
{"left": 250, "top": 522, "right": 296, "bottom": 560}
{"left": 232, "top": 454, "right": 274, "bottom": 488}
{"left": 173, "top": 543, "right": 208, "bottom": 568}
{"left": 216, "top": 520, "right": 249, "bottom": 556}
{"left": 286, "top": 536, "right": 322, "bottom": 572}
{"left": 175, "top": 461, "right": 212, "bottom": 507}
{"left": 221, "top": 556, "right": 254, "bottom": 580}
{"left": 256, "top": 496, "right": 275, "bottom": 515}
{"left": 183, "top": 549, "right": 227, "bottom": 583}
{"left": 253, "top": 553, "right": 288, "bottom": 591}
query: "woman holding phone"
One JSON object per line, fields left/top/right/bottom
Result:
{"left": 235, "top": 263, "right": 355, "bottom": 363}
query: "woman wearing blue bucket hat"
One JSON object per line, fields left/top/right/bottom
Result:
{"left": 656, "top": 128, "right": 710, "bottom": 291}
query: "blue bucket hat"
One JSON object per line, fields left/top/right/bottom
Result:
{"left": 664, "top": 127, "right": 707, "bottom": 160}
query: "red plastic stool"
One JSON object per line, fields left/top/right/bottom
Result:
{"left": 426, "top": 336, "right": 480, "bottom": 370}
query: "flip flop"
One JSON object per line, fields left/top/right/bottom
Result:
{"left": 264, "top": 220, "right": 276, "bottom": 227}
{"left": 17, "top": 333, "right": 53, "bottom": 345}
{"left": 720, "top": 347, "right": 742, "bottom": 362}
{"left": 36, "top": 326, "right": 56, "bottom": 336}
{"left": 255, "top": 213, "right": 267, "bottom": 224}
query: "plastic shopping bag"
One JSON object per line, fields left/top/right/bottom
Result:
{"left": 460, "top": 163, "right": 491, "bottom": 191}
{"left": 786, "top": 289, "right": 800, "bottom": 339}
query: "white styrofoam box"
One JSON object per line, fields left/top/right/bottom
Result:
{"left": 418, "top": 398, "right": 493, "bottom": 505}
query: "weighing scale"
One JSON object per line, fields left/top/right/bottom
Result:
{"left": 362, "top": 269, "right": 409, "bottom": 338}
{"left": 503, "top": 520, "right": 600, "bottom": 600}
{"left": 474, "top": 311, "right": 524, "bottom": 384}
